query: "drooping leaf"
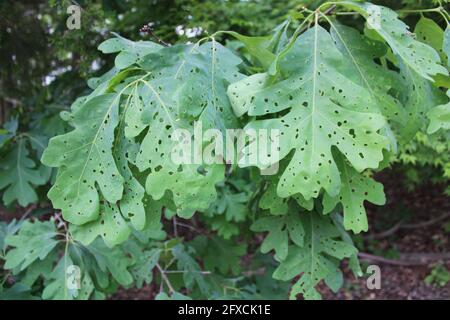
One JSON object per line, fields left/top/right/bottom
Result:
{"left": 42, "top": 93, "right": 125, "bottom": 225}
{"left": 172, "top": 244, "right": 211, "bottom": 295}
{"left": 98, "top": 35, "right": 162, "bottom": 69}
{"left": 0, "top": 283, "right": 39, "bottom": 300}
{"left": 83, "top": 238, "right": 134, "bottom": 286}
{"left": 327, "top": 20, "right": 404, "bottom": 124}
{"left": 131, "top": 248, "right": 161, "bottom": 288}
{"left": 42, "top": 255, "right": 95, "bottom": 300}
{"left": 190, "top": 235, "right": 247, "bottom": 275}
{"left": 415, "top": 17, "right": 447, "bottom": 65}
{"left": 224, "top": 20, "right": 290, "bottom": 70}
{"left": 341, "top": 2, "right": 448, "bottom": 80}
{"left": 427, "top": 91, "right": 450, "bottom": 134}
{"left": 70, "top": 202, "right": 131, "bottom": 247}
{"left": 395, "top": 60, "right": 447, "bottom": 141}
{"left": 331, "top": 212, "right": 363, "bottom": 277}
{"left": 4, "top": 220, "right": 59, "bottom": 271}
{"left": 322, "top": 154, "right": 386, "bottom": 234}
{"left": 259, "top": 180, "right": 314, "bottom": 215}
{"left": 273, "top": 212, "right": 356, "bottom": 300}
{"left": 0, "top": 139, "right": 47, "bottom": 206}
{"left": 251, "top": 211, "right": 305, "bottom": 261}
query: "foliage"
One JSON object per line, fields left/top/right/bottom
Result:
{"left": 425, "top": 264, "right": 450, "bottom": 287}
{"left": 1, "top": 0, "right": 450, "bottom": 300}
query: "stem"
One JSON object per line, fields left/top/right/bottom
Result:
{"left": 398, "top": 7, "right": 443, "bottom": 14}
{"left": 163, "top": 270, "right": 211, "bottom": 275}
{"left": 358, "top": 252, "right": 450, "bottom": 266}
{"left": 156, "top": 263, "right": 175, "bottom": 294}
{"left": 366, "top": 212, "right": 450, "bottom": 240}
{"left": 173, "top": 217, "right": 178, "bottom": 238}
{"left": 398, "top": 6, "right": 450, "bottom": 25}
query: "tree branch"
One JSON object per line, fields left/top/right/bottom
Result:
{"left": 358, "top": 252, "right": 450, "bottom": 266}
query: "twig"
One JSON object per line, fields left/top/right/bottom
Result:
{"left": 175, "top": 221, "right": 203, "bottom": 234}
{"left": 156, "top": 263, "right": 175, "bottom": 293}
{"left": 366, "top": 212, "right": 450, "bottom": 240}
{"left": 140, "top": 23, "right": 169, "bottom": 47}
{"left": 173, "top": 216, "right": 178, "bottom": 238}
{"left": 358, "top": 252, "right": 450, "bottom": 266}
{"left": 242, "top": 267, "right": 266, "bottom": 277}
{"left": 19, "top": 204, "right": 37, "bottom": 221}
{"left": 54, "top": 211, "right": 68, "bottom": 233}
{"left": 365, "top": 220, "right": 404, "bottom": 240}
{"left": 322, "top": 4, "right": 337, "bottom": 16}
{"left": 164, "top": 270, "right": 211, "bottom": 275}
{"left": 402, "top": 212, "right": 450, "bottom": 229}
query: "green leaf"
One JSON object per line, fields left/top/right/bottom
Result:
{"left": 131, "top": 248, "right": 161, "bottom": 288}
{"left": 251, "top": 211, "right": 305, "bottom": 261}
{"left": 0, "top": 219, "right": 21, "bottom": 253}
{"left": 20, "top": 250, "right": 59, "bottom": 287}
{"left": 0, "top": 139, "right": 47, "bottom": 206}
{"left": 42, "top": 255, "right": 95, "bottom": 300}
{"left": 134, "top": 42, "right": 244, "bottom": 216}
{"left": 273, "top": 212, "right": 356, "bottom": 300}
{"left": 155, "top": 291, "right": 192, "bottom": 300}
{"left": 232, "top": 24, "right": 388, "bottom": 200}
{"left": 0, "top": 118, "right": 18, "bottom": 148}
{"left": 323, "top": 154, "right": 386, "bottom": 234}
{"left": 225, "top": 33, "right": 275, "bottom": 69}
{"left": 427, "top": 90, "right": 450, "bottom": 134}
{"left": 190, "top": 235, "right": 246, "bottom": 275}
{"left": 444, "top": 27, "right": 450, "bottom": 67}
{"left": 4, "top": 220, "right": 59, "bottom": 271}
{"left": 98, "top": 35, "right": 162, "bottom": 69}
{"left": 0, "top": 283, "right": 39, "bottom": 300}
{"left": 42, "top": 94, "right": 125, "bottom": 225}
{"left": 260, "top": 180, "right": 314, "bottom": 215}
{"left": 327, "top": 20, "right": 404, "bottom": 125}
{"left": 172, "top": 244, "right": 211, "bottom": 295}
{"left": 113, "top": 126, "right": 147, "bottom": 230}
{"left": 70, "top": 202, "right": 131, "bottom": 247}
{"left": 415, "top": 17, "right": 447, "bottom": 65}
{"left": 205, "top": 181, "right": 250, "bottom": 222}
{"left": 341, "top": 2, "right": 448, "bottom": 80}
{"left": 84, "top": 238, "right": 134, "bottom": 286}
{"left": 331, "top": 212, "right": 362, "bottom": 277}
{"left": 395, "top": 59, "right": 447, "bottom": 141}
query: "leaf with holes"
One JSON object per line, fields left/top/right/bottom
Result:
{"left": 42, "top": 93, "right": 125, "bottom": 225}
{"left": 394, "top": 59, "right": 447, "bottom": 141}
{"left": 327, "top": 20, "right": 404, "bottom": 125}
{"left": 340, "top": 2, "right": 448, "bottom": 81}
{"left": 98, "top": 34, "right": 162, "bottom": 70}
{"left": 231, "top": 25, "right": 388, "bottom": 200}
{"left": 133, "top": 42, "right": 244, "bottom": 216}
